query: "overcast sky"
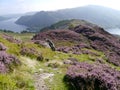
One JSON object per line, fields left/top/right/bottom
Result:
{"left": 1, "top": 0, "right": 120, "bottom": 15}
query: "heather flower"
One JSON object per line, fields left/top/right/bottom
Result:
{"left": 64, "top": 62, "right": 120, "bottom": 90}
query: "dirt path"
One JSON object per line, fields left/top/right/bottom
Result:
{"left": 34, "top": 72, "right": 54, "bottom": 90}
{"left": 34, "top": 73, "right": 48, "bottom": 90}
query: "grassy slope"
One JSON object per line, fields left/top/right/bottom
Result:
{"left": 40, "top": 19, "right": 96, "bottom": 32}
{"left": 0, "top": 32, "right": 120, "bottom": 90}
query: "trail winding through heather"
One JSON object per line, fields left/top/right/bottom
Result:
{"left": 34, "top": 72, "right": 54, "bottom": 90}
{"left": 21, "top": 57, "right": 49, "bottom": 90}
{"left": 34, "top": 72, "right": 48, "bottom": 90}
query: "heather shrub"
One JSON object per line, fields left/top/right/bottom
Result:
{"left": 0, "top": 51, "right": 20, "bottom": 73}
{"left": 64, "top": 62, "right": 120, "bottom": 90}
{"left": 0, "top": 42, "right": 19, "bottom": 73}
{"left": 2, "top": 34, "right": 21, "bottom": 43}
{"left": 0, "top": 37, "right": 20, "bottom": 56}
{"left": 20, "top": 47, "right": 43, "bottom": 60}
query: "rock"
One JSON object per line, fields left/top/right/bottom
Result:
{"left": 40, "top": 73, "right": 54, "bottom": 79}
{"left": 34, "top": 73, "right": 49, "bottom": 90}
{"left": 33, "top": 40, "right": 50, "bottom": 48}
{"left": 63, "top": 60, "right": 73, "bottom": 65}
{"left": 46, "top": 39, "right": 56, "bottom": 51}
{"left": 64, "top": 58, "right": 78, "bottom": 65}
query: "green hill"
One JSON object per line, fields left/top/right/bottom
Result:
{"left": 40, "top": 19, "right": 97, "bottom": 32}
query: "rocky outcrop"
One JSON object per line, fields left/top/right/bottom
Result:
{"left": 46, "top": 39, "right": 56, "bottom": 51}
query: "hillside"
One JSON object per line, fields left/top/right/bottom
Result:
{"left": 33, "top": 23, "right": 120, "bottom": 66}
{"left": 32, "top": 22, "right": 120, "bottom": 89}
{"left": 40, "top": 19, "right": 97, "bottom": 32}
{"left": 16, "top": 5, "right": 120, "bottom": 31}
{"left": 0, "top": 20, "right": 120, "bottom": 90}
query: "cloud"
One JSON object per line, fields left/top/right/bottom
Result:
{"left": 1, "top": 0, "right": 120, "bottom": 15}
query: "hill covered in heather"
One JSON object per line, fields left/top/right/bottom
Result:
{"left": 32, "top": 20, "right": 120, "bottom": 89}
{"left": 32, "top": 22, "right": 120, "bottom": 66}
{"left": 0, "top": 19, "right": 120, "bottom": 90}
{"left": 40, "top": 19, "right": 97, "bottom": 32}
{"left": 16, "top": 5, "right": 120, "bottom": 32}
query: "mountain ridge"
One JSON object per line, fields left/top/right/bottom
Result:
{"left": 16, "top": 5, "right": 120, "bottom": 31}
{"left": 40, "top": 19, "right": 97, "bottom": 32}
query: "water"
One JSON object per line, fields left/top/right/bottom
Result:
{"left": 0, "top": 18, "right": 27, "bottom": 32}
{"left": 106, "top": 28, "right": 120, "bottom": 35}
{"left": 0, "top": 18, "right": 120, "bottom": 34}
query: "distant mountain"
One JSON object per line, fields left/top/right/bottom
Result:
{"left": 16, "top": 5, "right": 120, "bottom": 31}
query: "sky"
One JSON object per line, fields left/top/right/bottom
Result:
{"left": 1, "top": 0, "right": 120, "bottom": 15}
